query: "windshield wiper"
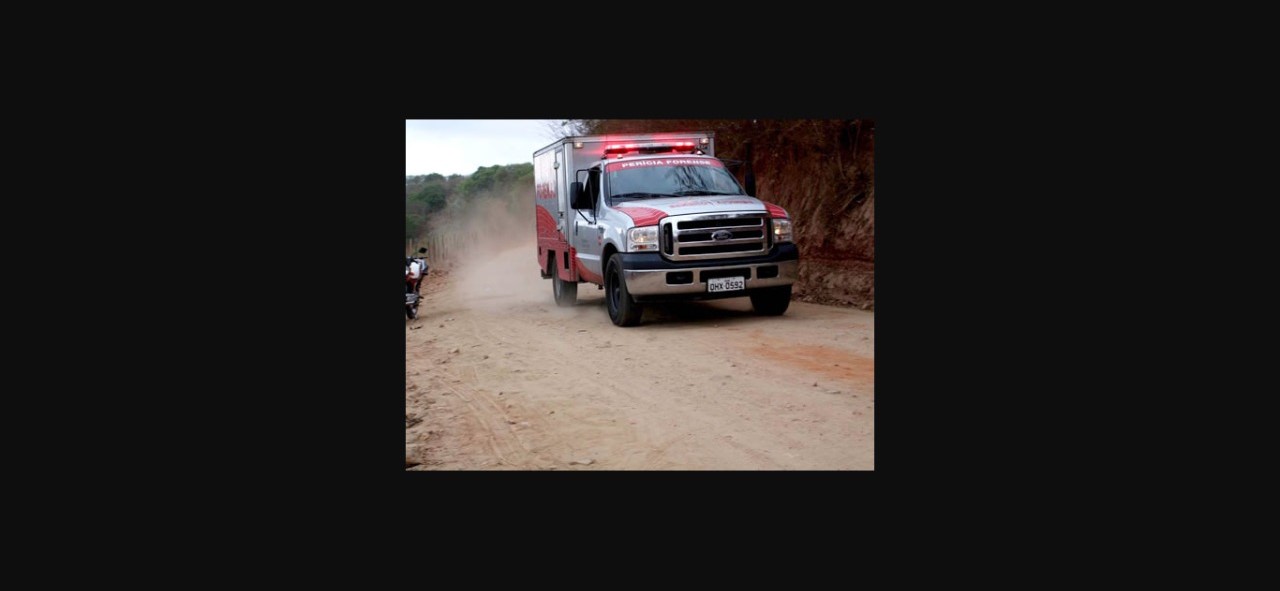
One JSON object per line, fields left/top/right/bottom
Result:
{"left": 611, "top": 192, "right": 678, "bottom": 202}
{"left": 672, "top": 190, "right": 737, "bottom": 196}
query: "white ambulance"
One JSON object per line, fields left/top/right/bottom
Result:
{"left": 533, "top": 132, "right": 798, "bottom": 326}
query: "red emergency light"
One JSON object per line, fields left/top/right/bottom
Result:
{"left": 604, "top": 141, "right": 698, "bottom": 157}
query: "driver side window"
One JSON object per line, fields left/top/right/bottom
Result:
{"left": 586, "top": 168, "right": 601, "bottom": 212}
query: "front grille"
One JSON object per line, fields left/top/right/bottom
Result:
{"left": 678, "top": 218, "right": 755, "bottom": 230}
{"left": 662, "top": 213, "right": 769, "bottom": 261}
{"left": 680, "top": 229, "right": 764, "bottom": 243}
{"left": 683, "top": 244, "right": 764, "bottom": 256}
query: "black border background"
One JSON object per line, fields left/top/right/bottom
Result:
{"left": 195, "top": 76, "right": 1083, "bottom": 505}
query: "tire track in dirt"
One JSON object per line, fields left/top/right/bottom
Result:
{"left": 435, "top": 377, "right": 539, "bottom": 469}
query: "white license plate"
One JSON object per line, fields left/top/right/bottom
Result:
{"left": 707, "top": 276, "right": 745, "bottom": 293}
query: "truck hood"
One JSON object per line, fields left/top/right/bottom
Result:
{"left": 613, "top": 195, "right": 766, "bottom": 219}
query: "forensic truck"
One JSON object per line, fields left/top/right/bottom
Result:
{"left": 533, "top": 131, "right": 798, "bottom": 326}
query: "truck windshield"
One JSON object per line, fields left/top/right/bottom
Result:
{"left": 607, "top": 160, "right": 744, "bottom": 202}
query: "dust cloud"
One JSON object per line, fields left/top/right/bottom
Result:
{"left": 452, "top": 241, "right": 548, "bottom": 313}
{"left": 429, "top": 184, "right": 550, "bottom": 313}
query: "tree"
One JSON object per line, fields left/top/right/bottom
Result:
{"left": 410, "top": 183, "right": 447, "bottom": 212}
{"left": 541, "top": 119, "right": 596, "bottom": 141}
{"left": 406, "top": 214, "right": 425, "bottom": 240}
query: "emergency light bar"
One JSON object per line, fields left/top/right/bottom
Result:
{"left": 604, "top": 141, "right": 699, "bottom": 157}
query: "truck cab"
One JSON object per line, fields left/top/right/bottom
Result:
{"left": 534, "top": 132, "right": 798, "bottom": 326}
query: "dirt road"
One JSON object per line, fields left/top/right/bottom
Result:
{"left": 405, "top": 242, "right": 874, "bottom": 470}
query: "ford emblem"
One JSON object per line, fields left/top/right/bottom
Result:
{"left": 711, "top": 230, "right": 732, "bottom": 241}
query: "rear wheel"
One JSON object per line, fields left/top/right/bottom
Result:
{"left": 606, "top": 255, "right": 643, "bottom": 326}
{"left": 750, "top": 285, "right": 792, "bottom": 316}
{"left": 406, "top": 301, "right": 418, "bottom": 319}
{"left": 551, "top": 257, "right": 577, "bottom": 307}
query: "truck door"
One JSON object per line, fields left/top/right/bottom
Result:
{"left": 571, "top": 166, "right": 604, "bottom": 282}
{"left": 556, "top": 148, "right": 569, "bottom": 237}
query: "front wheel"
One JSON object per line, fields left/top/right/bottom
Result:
{"left": 605, "top": 255, "right": 643, "bottom": 326}
{"left": 750, "top": 285, "right": 792, "bottom": 316}
{"left": 406, "top": 302, "right": 418, "bottom": 319}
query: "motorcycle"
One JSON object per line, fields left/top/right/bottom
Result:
{"left": 406, "top": 247, "right": 428, "bottom": 319}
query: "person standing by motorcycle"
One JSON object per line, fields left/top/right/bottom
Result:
{"left": 407, "top": 248, "right": 428, "bottom": 286}
{"left": 405, "top": 247, "right": 428, "bottom": 319}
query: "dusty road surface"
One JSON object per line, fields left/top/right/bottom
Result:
{"left": 406, "top": 242, "right": 873, "bottom": 470}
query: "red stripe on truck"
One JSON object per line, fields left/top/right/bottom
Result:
{"left": 576, "top": 260, "right": 604, "bottom": 284}
{"left": 562, "top": 247, "right": 579, "bottom": 281}
{"left": 764, "top": 202, "right": 789, "bottom": 219}
{"left": 614, "top": 206, "right": 666, "bottom": 227}
{"left": 536, "top": 205, "right": 561, "bottom": 240}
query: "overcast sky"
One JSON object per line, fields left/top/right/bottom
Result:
{"left": 406, "top": 120, "right": 562, "bottom": 177}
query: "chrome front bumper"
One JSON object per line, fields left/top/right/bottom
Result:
{"left": 623, "top": 259, "right": 798, "bottom": 296}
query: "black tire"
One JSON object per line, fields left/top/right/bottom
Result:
{"left": 551, "top": 257, "right": 577, "bottom": 307}
{"left": 606, "top": 255, "right": 643, "bottom": 326}
{"left": 407, "top": 279, "right": 420, "bottom": 319}
{"left": 750, "top": 285, "right": 792, "bottom": 316}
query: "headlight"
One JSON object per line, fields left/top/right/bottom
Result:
{"left": 627, "top": 226, "right": 659, "bottom": 252}
{"left": 772, "top": 218, "right": 793, "bottom": 243}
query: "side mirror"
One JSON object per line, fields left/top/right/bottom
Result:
{"left": 570, "top": 181, "right": 591, "bottom": 210}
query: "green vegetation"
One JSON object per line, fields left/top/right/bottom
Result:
{"left": 406, "top": 163, "right": 533, "bottom": 244}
